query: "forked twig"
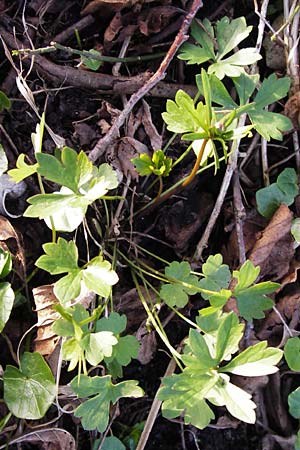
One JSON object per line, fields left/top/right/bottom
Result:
{"left": 88, "top": 0, "right": 204, "bottom": 163}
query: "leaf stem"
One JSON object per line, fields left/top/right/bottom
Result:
{"left": 182, "top": 138, "right": 208, "bottom": 187}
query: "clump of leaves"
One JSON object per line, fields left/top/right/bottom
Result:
{"left": 178, "top": 16, "right": 262, "bottom": 79}
{"left": 35, "top": 237, "right": 118, "bottom": 304}
{"left": 9, "top": 146, "right": 119, "bottom": 232}
{"left": 160, "top": 254, "right": 278, "bottom": 321}
{"left": 158, "top": 311, "right": 282, "bottom": 429}
{"left": 256, "top": 167, "right": 298, "bottom": 217}
{"left": 132, "top": 150, "right": 172, "bottom": 177}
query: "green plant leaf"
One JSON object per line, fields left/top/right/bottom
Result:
{"left": 24, "top": 192, "right": 84, "bottom": 219}
{"left": 178, "top": 19, "right": 215, "bottom": 65}
{"left": 3, "top": 352, "right": 56, "bottom": 419}
{"left": 71, "top": 375, "right": 143, "bottom": 432}
{"left": 288, "top": 387, "right": 300, "bottom": 418}
{"left": 296, "top": 430, "right": 300, "bottom": 450}
{"left": 93, "top": 436, "right": 125, "bottom": 450}
{"left": 160, "top": 261, "right": 200, "bottom": 308}
{"left": 0, "top": 90, "right": 11, "bottom": 111}
{"left": 83, "top": 331, "right": 118, "bottom": 366}
{"left": 0, "top": 248, "right": 12, "bottom": 278}
{"left": 216, "top": 16, "right": 252, "bottom": 58}
{"left": 162, "top": 90, "right": 205, "bottom": 133}
{"left": 256, "top": 168, "right": 298, "bottom": 217}
{"left": 284, "top": 337, "right": 300, "bottom": 371}
{"left": 8, "top": 153, "right": 38, "bottom": 183}
{"left": 158, "top": 371, "right": 217, "bottom": 429}
{"left": 233, "top": 261, "right": 278, "bottom": 321}
{"left": 183, "top": 328, "right": 216, "bottom": 371}
{"left": 81, "top": 49, "right": 103, "bottom": 71}
{"left": 54, "top": 271, "right": 82, "bottom": 304}
{"left": 132, "top": 150, "right": 172, "bottom": 177}
{"left": 198, "top": 254, "right": 231, "bottom": 300}
{"left": 232, "top": 73, "right": 259, "bottom": 106}
{"left": 0, "top": 282, "right": 14, "bottom": 333}
{"left": 291, "top": 218, "right": 300, "bottom": 243}
{"left": 96, "top": 312, "right": 127, "bottom": 334}
{"left": 36, "top": 238, "right": 79, "bottom": 275}
{"left": 207, "top": 374, "right": 256, "bottom": 423}
{"left": 37, "top": 147, "right": 92, "bottom": 193}
{"left": 82, "top": 256, "right": 119, "bottom": 298}
{"left": 221, "top": 341, "right": 283, "bottom": 375}
{"left": 249, "top": 109, "right": 292, "bottom": 141}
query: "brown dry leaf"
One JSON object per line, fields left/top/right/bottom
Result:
{"left": 82, "top": 0, "right": 144, "bottom": 15}
{"left": 115, "top": 286, "right": 156, "bottom": 330}
{"left": 248, "top": 204, "right": 294, "bottom": 280}
{"left": 138, "top": 6, "right": 181, "bottom": 36}
{"left": 0, "top": 215, "right": 26, "bottom": 280}
{"left": 104, "top": 11, "right": 123, "bottom": 43}
{"left": 10, "top": 428, "right": 75, "bottom": 450}
{"left": 136, "top": 323, "right": 157, "bottom": 364}
{"left": 141, "top": 100, "right": 162, "bottom": 150}
{"left": 115, "top": 136, "right": 150, "bottom": 180}
{"left": 284, "top": 91, "right": 300, "bottom": 129}
{"left": 257, "top": 289, "right": 300, "bottom": 342}
{"left": 73, "top": 122, "right": 96, "bottom": 147}
{"left": 32, "top": 285, "right": 61, "bottom": 358}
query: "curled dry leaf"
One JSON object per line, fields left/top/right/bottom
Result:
{"left": 82, "top": 0, "right": 150, "bottom": 15}
{"left": 32, "top": 285, "right": 61, "bottom": 358}
{"left": 104, "top": 11, "right": 123, "bottom": 43}
{"left": 249, "top": 204, "right": 294, "bottom": 280}
{"left": 9, "top": 427, "right": 75, "bottom": 450}
{"left": 141, "top": 100, "right": 162, "bottom": 150}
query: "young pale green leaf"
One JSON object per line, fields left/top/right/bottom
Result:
{"left": 160, "top": 261, "right": 200, "bottom": 308}
{"left": 36, "top": 238, "right": 78, "bottom": 275}
{"left": 132, "top": 150, "right": 172, "bottom": 177}
{"left": 0, "top": 282, "right": 14, "bottom": 333}
{"left": 83, "top": 331, "right": 118, "bottom": 366}
{"left": 233, "top": 260, "right": 260, "bottom": 291}
{"left": 215, "top": 16, "right": 252, "bottom": 59}
{"left": 8, "top": 153, "right": 38, "bottom": 183}
{"left": 183, "top": 328, "right": 216, "bottom": 369}
{"left": 256, "top": 168, "right": 298, "bottom": 218}
{"left": 208, "top": 50, "right": 261, "bottom": 80}
{"left": 162, "top": 90, "right": 204, "bottom": 133}
{"left": 82, "top": 256, "right": 119, "bottom": 299}
{"left": 284, "top": 337, "right": 300, "bottom": 371}
{"left": 3, "top": 352, "right": 56, "bottom": 419}
{"left": 54, "top": 270, "right": 82, "bottom": 304}
{"left": 71, "top": 375, "right": 143, "bottom": 432}
{"left": 215, "top": 313, "right": 238, "bottom": 362}
{"left": 81, "top": 163, "right": 118, "bottom": 202}
{"left": 131, "top": 153, "right": 153, "bottom": 176}
{"left": 207, "top": 374, "right": 256, "bottom": 424}
{"left": 81, "top": 49, "right": 103, "bottom": 71}
{"left": 292, "top": 218, "right": 300, "bottom": 243}
{"left": 288, "top": 387, "right": 300, "bottom": 418}
{"left": 221, "top": 341, "right": 283, "bottom": 376}
{"left": 44, "top": 197, "right": 86, "bottom": 232}
{"left": 157, "top": 372, "right": 217, "bottom": 429}
{"left": 62, "top": 337, "right": 83, "bottom": 371}
{"left": 198, "top": 254, "right": 231, "bottom": 300}
{"left": 24, "top": 192, "right": 83, "bottom": 219}
{"left": 31, "top": 113, "right": 45, "bottom": 154}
